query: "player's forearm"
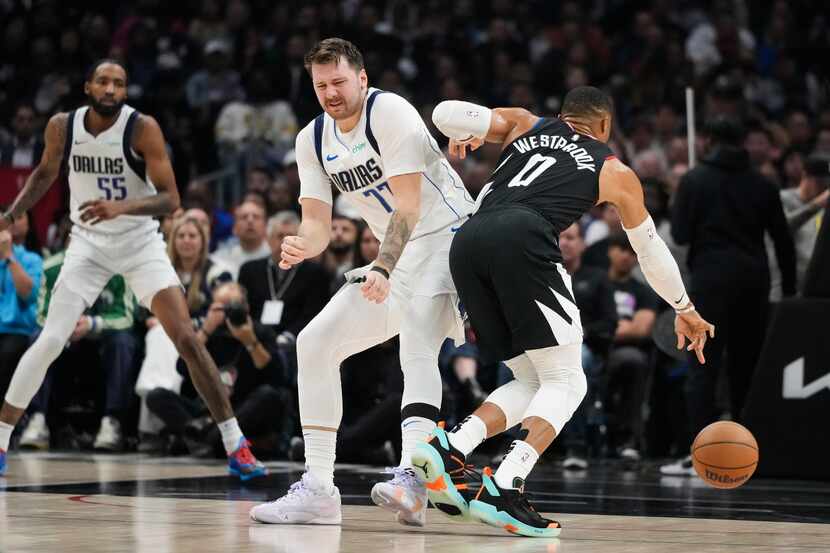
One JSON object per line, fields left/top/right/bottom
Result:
{"left": 117, "top": 192, "right": 180, "bottom": 217}
{"left": 8, "top": 257, "right": 34, "bottom": 299}
{"left": 8, "top": 166, "right": 56, "bottom": 219}
{"left": 298, "top": 219, "right": 330, "bottom": 257}
{"left": 376, "top": 208, "right": 417, "bottom": 273}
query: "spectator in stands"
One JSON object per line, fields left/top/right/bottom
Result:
{"left": 245, "top": 166, "right": 273, "bottom": 196}
{"left": 215, "top": 67, "right": 297, "bottom": 172}
{"left": 266, "top": 180, "right": 297, "bottom": 216}
{"left": 0, "top": 209, "right": 42, "bottom": 400}
{"left": 185, "top": 40, "right": 244, "bottom": 112}
{"left": 781, "top": 156, "right": 829, "bottom": 293}
{"left": 664, "top": 116, "right": 796, "bottom": 475}
{"left": 781, "top": 148, "right": 806, "bottom": 190}
{"left": 184, "top": 180, "right": 234, "bottom": 250}
{"left": 583, "top": 204, "right": 622, "bottom": 270}
{"left": 18, "top": 246, "right": 137, "bottom": 451}
{"left": 319, "top": 214, "right": 359, "bottom": 294}
{"left": 814, "top": 127, "right": 830, "bottom": 156}
{"left": 558, "top": 223, "right": 618, "bottom": 470}
{"left": 604, "top": 233, "right": 659, "bottom": 466}
{"left": 0, "top": 105, "right": 43, "bottom": 168}
{"left": 238, "top": 211, "right": 329, "bottom": 357}
{"left": 147, "top": 282, "right": 293, "bottom": 458}
{"left": 169, "top": 217, "right": 232, "bottom": 309}
{"left": 212, "top": 200, "right": 270, "bottom": 279}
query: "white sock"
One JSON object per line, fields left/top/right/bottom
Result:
{"left": 217, "top": 417, "right": 245, "bottom": 455}
{"left": 303, "top": 428, "right": 336, "bottom": 492}
{"left": 494, "top": 440, "right": 539, "bottom": 489}
{"left": 448, "top": 415, "right": 487, "bottom": 457}
{"left": 0, "top": 421, "right": 13, "bottom": 451}
{"left": 399, "top": 416, "right": 435, "bottom": 467}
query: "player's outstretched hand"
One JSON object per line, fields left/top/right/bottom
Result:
{"left": 449, "top": 137, "right": 484, "bottom": 159}
{"left": 79, "top": 199, "right": 125, "bottom": 225}
{"left": 280, "top": 235, "right": 308, "bottom": 269}
{"left": 361, "top": 269, "right": 390, "bottom": 304}
{"left": 675, "top": 308, "right": 715, "bottom": 364}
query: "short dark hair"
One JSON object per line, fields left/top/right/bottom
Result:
{"left": 304, "top": 38, "right": 364, "bottom": 74}
{"left": 607, "top": 231, "right": 635, "bottom": 253}
{"left": 85, "top": 58, "right": 128, "bottom": 83}
{"left": 561, "top": 86, "right": 613, "bottom": 120}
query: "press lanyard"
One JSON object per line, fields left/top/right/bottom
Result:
{"left": 267, "top": 259, "right": 298, "bottom": 301}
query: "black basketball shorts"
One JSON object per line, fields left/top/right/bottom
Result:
{"left": 449, "top": 205, "right": 583, "bottom": 364}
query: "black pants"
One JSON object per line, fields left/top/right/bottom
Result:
{"left": 337, "top": 393, "right": 403, "bottom": 463}
{"left": 605, "top": 345, "right": 650, "bottom": 451}
{"left": 685, "top": 274, "right": 769, "bottom": 436}
{"left": 0, "top": 333, "right": 30, "bottom": 400}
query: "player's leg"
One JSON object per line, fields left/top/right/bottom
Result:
{"left": 0, "top": 239, "right": 108, "bottom": 475}
{"left": 470, "top": 344, "right": 585, "bottom": 538}
{"left": 122, "top": 234, "right": 265, "bottom": 480}
{"left": 250, "top": 280, "right": 399, "bottom": 525}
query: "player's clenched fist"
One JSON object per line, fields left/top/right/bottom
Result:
{"left": 360, "top": 269, "right": 390, "bottom": 304}
{"left": 280, "top": 235, "right": 309, "bottom": 269}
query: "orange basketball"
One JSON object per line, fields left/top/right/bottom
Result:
{"left": 691, "top": 421, "right": 759, "bottom": 489}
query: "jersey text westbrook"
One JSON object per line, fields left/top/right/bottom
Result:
{"left": 513, "top": 135, "right": 596, "bottom": 172}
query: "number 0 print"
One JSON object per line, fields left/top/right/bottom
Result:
{"left": 507, "top": 153, "right": 557, "bottom": 188}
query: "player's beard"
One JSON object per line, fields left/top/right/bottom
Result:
{"left": 89, "top": 95, "right": 126, "bottom": 118}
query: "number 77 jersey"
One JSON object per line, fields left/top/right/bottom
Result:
{"left": 477, "top": 117, "right": 616, "bottom": 235}
{"left": 296, "top": 88, "right": 473, "bottom": 242}
{"left": 66, "top": 104, "right": 160, "bottom": 239}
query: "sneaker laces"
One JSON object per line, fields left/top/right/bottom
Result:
{"left": 233, "top": 442, "right": 258, "bottom": 466}
{"left": 383, "top": 466, "right": 422, "bottom": 488}
{"left": 272, "top": 474, "right": 316, "bottom": 505}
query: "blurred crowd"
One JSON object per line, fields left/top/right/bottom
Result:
{"left": 0, "top": 0, "right": 828, "bottom": 467}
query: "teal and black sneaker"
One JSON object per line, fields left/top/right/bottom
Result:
{"left": 411, "top": 424, "right": 481, "bottom": 521}
{"left": 469, "top": 468, "right": 562, "bottom": 538}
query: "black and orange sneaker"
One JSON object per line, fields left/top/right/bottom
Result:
{"left": 469, "top": 468, "right": 562, "bottom": 538}
{"left": 411, "top": 423, "right": 481, "bottom": 521}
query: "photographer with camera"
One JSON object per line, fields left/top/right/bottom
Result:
{"left": 146, "top": 282, "right": 295, "bottom": 458}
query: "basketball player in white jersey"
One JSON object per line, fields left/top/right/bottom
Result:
{"left": 0, "top": 60, "right": 266, "bottom": 480}
{"left": 250, "top": 38, "right": 472, "bottom": 527}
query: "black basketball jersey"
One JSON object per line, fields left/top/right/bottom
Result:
{"left": 478, "top": 117, "right": 614, "bottom": 234}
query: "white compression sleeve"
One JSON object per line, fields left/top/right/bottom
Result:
{"left": 432, "top": 100, "right": 492, "bottom": 141}
{"left": 623, "top": 215, "right": 691, "bottom": 310}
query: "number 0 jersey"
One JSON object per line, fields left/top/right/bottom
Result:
{"left": 64, "top": 105, "right": 160, "bottom": 239}
{"left": 296, "top": 88, "right": 473, "bottom": 242}
{"left": 478, "top": 117, "right": 615, "bottom": 235}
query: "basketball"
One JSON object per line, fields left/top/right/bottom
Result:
{"left": 691, "top": 421, "right": 759, "bottom": 489}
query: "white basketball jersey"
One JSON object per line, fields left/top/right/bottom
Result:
{"left": 66, "top": 105, "right": 159, "bottom": 238}
{"left": 297, "top": 88, "right": 474, "bottom": 242}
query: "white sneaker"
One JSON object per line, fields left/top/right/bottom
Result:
{"left": 19, "top": 412, "right": 50, "bottom": 450}
{"left": 370, "top": 467, "right": 427, "bottom": 527}
{"left": 93, "top": 416, "right": 123, "bottom": 451}
{"left": 660, "top": 455, "right": 696, "bottom": 476}
{"left": 250, "top": 472, "right": 342, "bottom": 524}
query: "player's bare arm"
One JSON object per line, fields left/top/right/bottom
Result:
{"left": 432, "top": 101, "right": 539, "bottom": 159}
{"left": 598, "top": 157, "right": 715, "bottom": 363}
{"left": 279, "top": 197, "right": 332, "bottom": 270}
{"left": 0, "top": 113, "right": 68, "bottom": 231}
{"left": 79, "top": 115, "right": 180, "bottom": 225}
{"left": 361, "top": 172, "right": 421, "bottom": 303}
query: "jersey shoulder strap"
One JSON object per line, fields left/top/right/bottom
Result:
{"left": 365, "top": 89, "right": 386, "bottom": 156}
{"left": 62, "top": 110, "right": 76, "bottom": 175}
{"left": 123, "top": 110, "right": 146, "bottom": 178}
{"left": 313, "top": 113, "right": 325, "bottom": 168}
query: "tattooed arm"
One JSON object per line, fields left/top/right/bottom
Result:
{"left": 1, "top": 113, "right": 68, "bottom": 230}
{"left": 360, "top": 172, "right": 421, "bottom": 303}
{"left": 79, "top": 115, "right": 180, "bottom": 224}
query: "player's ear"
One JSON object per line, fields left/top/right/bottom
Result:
{"left": 84, "top": 81, "right": 90, "bottom": 96}
{"left": 359, "top": 68, "right": 368, "bottom": 90}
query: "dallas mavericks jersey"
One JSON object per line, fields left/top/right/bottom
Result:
{"left": 478, "top": 117, "right": 614, "bottom": 235}
{"left": 64, "top": 105, "right": 159, "bottom": 238}
{"left": 301, "top": 88, "right": 473, "bottom": 242}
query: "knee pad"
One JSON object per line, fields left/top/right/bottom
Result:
{"left": 523, "top": 344, "right": 587, "bottom": 433}
{"left": 484, "top": 354, "right": 540, "bottom": 429}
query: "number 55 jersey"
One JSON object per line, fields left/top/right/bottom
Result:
{"left": 66, "top": 105, "right": 160, "bottom": 239}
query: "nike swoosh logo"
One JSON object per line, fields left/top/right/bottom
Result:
{"left": 74, "top": 140, "right": 87, "bottom": 145}
{"left": 451, "top": 226, "right": 462, "bottom": 232}
{"left": 326, "top": 154, "right": 338, "bottom": 161}
{"left": 491, "top": 153, "right": 513, "bottom": 175}
{"left": 674, "top": 294, "right": 686, "bottom": 304}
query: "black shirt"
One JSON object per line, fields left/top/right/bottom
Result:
{"left": 571, "top": 264, "right": 618, "bottom": 354}
{"left": 609, "top": 276, "right": 660, "bottom": 320}
{"left": 480, "top": 117, "right": 614, "bottom": 244}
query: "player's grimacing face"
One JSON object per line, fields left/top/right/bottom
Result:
{"left": 311, "top": 58, "right": 367, "bottom": 120}
{"left": 85, "top": 63, "right": 128, "bottom": 117}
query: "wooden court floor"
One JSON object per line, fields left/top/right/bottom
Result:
{"left": 1, "top": 452, "right": 829, "bottom": 553}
